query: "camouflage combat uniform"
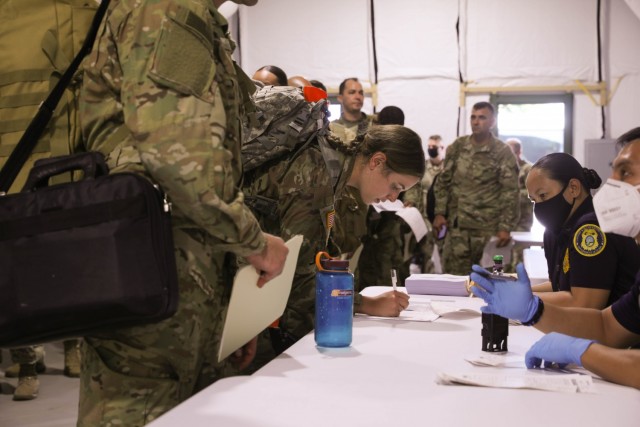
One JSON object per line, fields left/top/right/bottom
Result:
{"left": 8, "top": 345, "right": 43, "bottom": 367}
{"left": 78, "top": 1, "right": 265, "bottom": 425}
{"left": 433, "top": 135, "right": 519, "bottom": 275}
{"left": 329, "top": 112, "right": 372, "bottom": 145}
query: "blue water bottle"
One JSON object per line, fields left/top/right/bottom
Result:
{"left": 315, "top": 252, "right": 354, "bottom": 347}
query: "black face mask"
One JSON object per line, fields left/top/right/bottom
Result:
{"left": 533, "top": 183, "right": 574, "bottom": 232}
{"left": 427, "top": 147, "right": 439, "bottom": 158}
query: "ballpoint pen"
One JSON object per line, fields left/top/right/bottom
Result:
{"left": 391, "top": 269, "right": 398, "bottom": 291}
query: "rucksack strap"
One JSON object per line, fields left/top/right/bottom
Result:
{"left": 0, "top": 0, "right": 111, "bottom": 194}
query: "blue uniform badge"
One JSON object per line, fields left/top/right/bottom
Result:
{"left": 573, "top": 224, "right": 607, "bottom": 257}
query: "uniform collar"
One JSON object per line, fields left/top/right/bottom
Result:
{"left": 337, "top": 112, "right": 368, "bottom": 126}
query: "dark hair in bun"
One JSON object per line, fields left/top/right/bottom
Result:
{"left": 532, "top": 152, "right": 601, "bottom": 192}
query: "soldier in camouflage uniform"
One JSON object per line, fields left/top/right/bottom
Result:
{"left": 243, "top": 125, "right": 425, "bottom": 372}
{"left": 433, "top": 102, "right": 519, "bottom": 275}
{"left": 77, "top": 0, "right": 288, "bottom": 425}
{"left": 329, "top": 78, "right": 373, "bottom": 145}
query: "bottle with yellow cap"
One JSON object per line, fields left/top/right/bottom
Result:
{"left": 314, "top": 252, "right": 354, "bottom": 347}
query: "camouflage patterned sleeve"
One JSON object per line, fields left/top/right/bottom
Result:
{"left": 402, "top": 184, "right": 422, "bottom": 207}
{"left": 81, "top": 0, "right": 264, "bottom": 257}
{"left": 433, "top": 139, "right": 460, "bottom": 217}
{"left": 496, "top": 144, "right": 521, "bottom": 231}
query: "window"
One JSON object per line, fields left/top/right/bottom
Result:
{"left": 491, "top": 93, "right": 574, "bottom": 164}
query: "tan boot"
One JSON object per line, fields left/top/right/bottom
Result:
{"left": 13, "top": 363, "right": 39, "bottom": 401}
{"left": 5, "top": 356, "right": 46, "bottom": 378}
{"left": 13, "top": 376, "right": 39, "bottom": 401}
{"left": 63, "top": 340, "right": 81, "bottom": 378}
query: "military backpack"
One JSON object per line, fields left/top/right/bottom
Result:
{"left": 0, "top": 0, "right": 98, "bottom": 194}
{"left": 241, "top": 84, "right": 344, "bottom": 221}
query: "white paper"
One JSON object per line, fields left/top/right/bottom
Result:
{"left": 395, "top": 206, "right": 428, "bottom": 241}
{"left": 371, "top": 199, "right": 405, "bottom": 212}
{"left": 464, "top": 353, "right": 524, "bottom": 368}
{"left": 479, "top": 236, "right": 516, "bottom": 266}
{"left": 357, "top": 300, "right": 440, "bottom": 322}
{"left": 430, "top": 301, "right": 481, "bottom": 316}
{"left": 217, "top": 235, "right": 303, "bottom": 362}
{"left": 436, "top": 371, "right": 595, "bottom": 393}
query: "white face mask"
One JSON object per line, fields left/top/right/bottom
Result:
{"left": 593, "top": 178, "right": 640, "bottom": 239}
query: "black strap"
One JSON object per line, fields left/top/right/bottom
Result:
{"left": 0, "top": 0, "right": 111, "bottom": 193}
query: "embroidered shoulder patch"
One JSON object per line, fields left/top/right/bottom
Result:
{"left": 573, "top": 224, "right": 607, "bottom": 257}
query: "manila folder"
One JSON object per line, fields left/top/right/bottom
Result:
{"left": 217, "top": 235, "right": 303, "bottom": 362}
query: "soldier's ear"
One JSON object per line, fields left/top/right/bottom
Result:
{"left": 369, "top": 152, "right": 387, "bottom": 169}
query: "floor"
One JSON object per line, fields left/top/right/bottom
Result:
{"left": 0, "top": 342, "right": 80, "bottom": 427}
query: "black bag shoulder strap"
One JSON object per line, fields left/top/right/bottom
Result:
{"left": 0, "top": 0, "right": 111, "bottom": 194}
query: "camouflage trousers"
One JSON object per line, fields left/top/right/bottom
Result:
{"left": 77, "top": 229, "right": 239, "bottom": 427}
{"left": 442, "top": 227, "right": 493, "bottom": 276}
{"left": 10, "top": 345, "right": 44, "bottom": 364}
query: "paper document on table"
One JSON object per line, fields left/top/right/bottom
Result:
{"left": 217, "top": 235, "right": 303, "bottom": 362}
{"left": 436, "top": 372, "right": 595, "bottom": 393}
{"left": 465, "top": 353, "right": 524, "bottom": 368}
{"left": 358, "top": 300, "right": 440, "bottom": 322}
{"left": 395, "top": 206, "right": 427, "bottom": 241}
{"left": 405, "top": 274, "right": 470, "bottom": 297}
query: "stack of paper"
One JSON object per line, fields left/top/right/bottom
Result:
{"left": 405, "top": 274, "right": 470, "bottom": 297}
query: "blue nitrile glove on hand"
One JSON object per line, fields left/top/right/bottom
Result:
{"left": 469, "top": 263, "right": 539, "bottom": 323}
{"left": 525, "top": 332, "right": 595, "bottom": 369}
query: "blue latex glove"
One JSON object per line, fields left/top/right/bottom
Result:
{"left": 525, "top": 332, "right": 595, "bottom": 369}
{"left": 469, "top": 263, "right": 539, "bottom": 323}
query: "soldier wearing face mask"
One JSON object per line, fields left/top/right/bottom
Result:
{"left": 526, "top": 152, "right": 640, "bottom": 309}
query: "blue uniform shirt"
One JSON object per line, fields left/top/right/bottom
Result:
{"left": 611, "top": 272, "right": 640, "bottom": 335}
{"left": 543, "top": 197, "right": 640, "bottom": 306}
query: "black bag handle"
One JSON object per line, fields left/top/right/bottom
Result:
{"left": 0, "top": 0, "right": 111, "bottom": 194}
{"left": 22, "top": 152, "right": 109, "bottom": 191}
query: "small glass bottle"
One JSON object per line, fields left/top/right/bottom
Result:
{"left": 315, "top": 252, "right": 354, "bottom": 348}
{"left": 481, "top": 255, "right": 509, "bottom": 352}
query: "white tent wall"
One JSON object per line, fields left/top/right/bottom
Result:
{"left": 233, "top": 0, "right": 640, "bottom": 163}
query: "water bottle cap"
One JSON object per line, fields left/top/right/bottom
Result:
{"left": 320, "top": 259, "right": 349, "bottom": 271}
{"left": 493, "top": 255, "right": 504, "bottom": 262}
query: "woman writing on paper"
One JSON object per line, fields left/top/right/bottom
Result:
{"left": 242, "top": 119, "right": 424, "bottom": 371}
